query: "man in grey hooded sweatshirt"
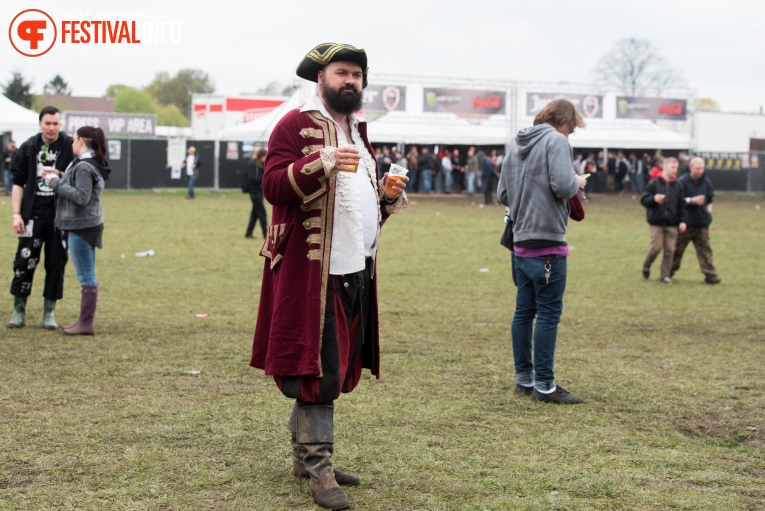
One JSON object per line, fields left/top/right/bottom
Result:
{"left": 498, "top": 98, "right": 587, "bottom": 404}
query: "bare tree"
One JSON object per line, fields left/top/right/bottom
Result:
{"left": 593, "top": 38, "right": 683, "bottom": 96}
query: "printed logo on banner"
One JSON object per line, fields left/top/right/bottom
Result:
{"left": 361, "top": 84, "right": 406, "bottom": 113}
{"left": 616, "top": 97, "right": 687, "bottom": 121}
{"left": 423, "top": 88, "right": 505, "bottom": 119}
{"left": 9, "top": 9, "right": 57, "bottom": 57}
{"left": 583, "top": 96, "right": 599, "bottom": 118}
{"left": 382, "top": 86, "right": 400, "bottom": 111}
{"left": 526, "top": 92, "right": 603, "bottom": 119}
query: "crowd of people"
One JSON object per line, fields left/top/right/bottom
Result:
{"left": 372, "top": 144, "right": 504, "bottom": 204}
{"left": 574, "top": 150, "right": 691, "bottom": 198}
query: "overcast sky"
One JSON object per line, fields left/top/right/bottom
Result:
{"left": 3, "top": 0, "right": 764, "bottom": 114}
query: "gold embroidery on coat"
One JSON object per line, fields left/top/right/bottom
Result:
{"left": 303, "top": 217, "right": 321, "bottom": 230}
{"left": 302, "top": 145, "right": 323, "bottom": 156}
{"left": 301, "top": 158, "right": 324, "bottom": 176}
{"left": 287, "top": 163, "right": 307, "bottom": 201}
{"left": 306, "top": 233, "right": 322, "bottom": 245}
{"left": 307, "top": 249, "right": 322, "bottom": 261}
{"left": 300, "top": 128, "right": 323, "bottom": 139}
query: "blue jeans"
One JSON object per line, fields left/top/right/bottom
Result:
{"left": 187, "top": 174, "right": 197, "bottom": 198}
{"left": 4, "top": 169, "right": 11, "bottom": 193}
{"left": 466, "top": 172, "right": 476, "bottom": 194}
{"left": 442, "top": 169, "right": 453, "bottom": 192}
{"left": 68, "top": 232, "right": 97, "bottom": 286}
{"left": 420, "top": 169, "right": 433, "bottom": 193}
{"left": 511, "top": 254, "right": 567, "bottom": 391}
{"left": 407, "top": 169, "right": 418, "bottom": 193}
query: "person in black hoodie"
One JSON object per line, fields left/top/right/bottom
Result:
{"left": 245, "top": 148, "right": 268, "bottom": 239}
{"left": 7, "top": 106, "right": 74, "bottom": 329}
{"left": 45, "top": 126, "right": 111, "bottom": 335}
{"left": 670, "top": 157, "right": 721, "bottom": 284}
{"left": 640, "top": 157, "right": 688, "bottom": 284}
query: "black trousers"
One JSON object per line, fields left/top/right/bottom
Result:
{"left": 279, "top": 259, "right": 375, "bottom": 404}
{"left": 246, "top": 190, "right": 268, "bottom": 237}
{"left": 10, "top": 217, "right": 68, "bottom": 300}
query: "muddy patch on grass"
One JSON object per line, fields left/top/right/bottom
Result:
{"left": 676, "top": 415, "right": 763, "bottom": 447}
{"left": 0, "top": 462, "right": 32, "bottom": 489}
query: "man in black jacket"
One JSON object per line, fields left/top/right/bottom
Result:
{"left": 640, "top": 157, "right": 688, "bottom": 284}
{"left": 671, "top": 157, "right": 721, "bottom": 284}
{"left": 8, "top": 106, "right": 74, "bottom": 329}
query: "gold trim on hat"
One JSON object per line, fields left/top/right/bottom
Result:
{"left": 306, "top": 43, "right": 365, "bottom": 66}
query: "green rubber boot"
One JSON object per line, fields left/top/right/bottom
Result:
{"left": 6, "top": 296, "right": 27, "bottom": 328}
{"left": 43, "top": 298, "right": 58, "bottom": 330}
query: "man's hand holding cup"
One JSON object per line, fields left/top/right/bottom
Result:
{"left": 334, "top": 144, "right": 361, "bottom": 173}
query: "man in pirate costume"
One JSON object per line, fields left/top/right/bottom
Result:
{"left": 249, "top": 43, "right": 408, "bottom": 510}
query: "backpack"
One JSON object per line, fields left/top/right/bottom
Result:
{"left": 240, "top": 168, "right": 250, "bottom": 193}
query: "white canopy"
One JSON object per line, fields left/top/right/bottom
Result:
{"left": 217, "top": 92, "right": 305, "bottom": 142}
{"left": 568, "top": 121, "right": 691, "bottom": 150}
{"left": 0, "top": 94, "right": 39, "bottom": 138}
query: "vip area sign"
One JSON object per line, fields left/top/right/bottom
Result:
{"left": 63, "top": 111, "right": 157, "bottom": 138}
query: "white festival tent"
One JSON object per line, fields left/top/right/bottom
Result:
{"left": 0, "top": 94, "right": 39, "bottom": 141}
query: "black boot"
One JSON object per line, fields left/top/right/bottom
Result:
{"left": 296, "top": 404, "right": 350, "bottom": 510}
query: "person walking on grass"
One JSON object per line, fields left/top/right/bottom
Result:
{"left": 670, "top": 157, "right": 721, "bottom": 284}
{"left": 244, "top": 148, "right": 268, "bottom": 239}
{"left": 640, "top": 157, "right": 687, "bottom": 285}
{"left": 7, "top": 106, "right": 73, "bottom": 330}
{"left": 497, "top": 98, "right": 588, "bottom": 405}
{"left": 249, "top": 43, "right": 408, "bottom": 510}
{"left": 45, "top": 126, "right": 111, "bottom": 335}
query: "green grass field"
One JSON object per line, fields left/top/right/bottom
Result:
{"left": 1, "top": 190, "right": 763, "bottom": 511}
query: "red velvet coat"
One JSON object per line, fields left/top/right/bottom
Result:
{"left": 250, "top": 108, "right": 391, "bottom": 378}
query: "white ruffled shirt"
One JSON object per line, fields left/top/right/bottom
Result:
{"left": 300, "top": 95, "right": 381, "bottom": 276}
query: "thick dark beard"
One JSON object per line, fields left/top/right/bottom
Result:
{"left": 320, "top": 81, "right": 363, "bottom": 115}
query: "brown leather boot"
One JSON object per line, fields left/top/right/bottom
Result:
{"left": 288, "top": 403, "right": 360, "bottom": 486}
{"left": 296, "top": 404, "right": 350, "bottom": 510}
{"left": 63, "top": 286, "right": 97, "bottom": 335}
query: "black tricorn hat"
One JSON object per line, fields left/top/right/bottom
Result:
{"left": 296, "top": 43, "right": 369, "bottom": 88}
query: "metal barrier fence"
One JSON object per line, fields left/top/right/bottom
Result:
{"left": 103, "top": 141, "right": 765, "bottom": 193}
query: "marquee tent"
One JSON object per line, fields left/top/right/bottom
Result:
{"left": 0, "top": 94, "right": 39, "bottom": 140}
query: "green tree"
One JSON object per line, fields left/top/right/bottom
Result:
{"left": 105, "top": 84, "right": 130, "bottom": 97}
{"left": 43, "top": 74, "right": 72, "bottom": 95}
{"left": 145, "top": 69, "right": 214, "bottom": 117}
{"left": 156, "top": 103, "right": 189, "bottom": 127}
{"left": 3, "top": 71, "right": 34, "bottom": 108}
{"left": 593, "top": 39, "right": 683, "bottom": 95}
{"left": 113, "top": 86, "right": 156, "bottom": 113}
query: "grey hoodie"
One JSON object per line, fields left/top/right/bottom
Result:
{"left": 50, "top": 151, "right": 111, "bottom": 232}
{"left": 497, "top": 124, "right": 579, "bottom": 244}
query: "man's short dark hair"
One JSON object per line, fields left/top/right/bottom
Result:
{"left": 39, "top": 106, "right": 60, "bottom": 121}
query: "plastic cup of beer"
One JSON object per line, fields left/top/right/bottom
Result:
{"left": 339, "top": 143, "right": 361, "bottom": 173}
{"left": 384, "top": 163, "right": 408, "bottom": 196}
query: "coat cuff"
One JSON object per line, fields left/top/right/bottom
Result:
{"left": 320, "top": 147, "right": 337, "bottom": 176}
{"left": 383, "top": 192, "right": 408, "bottom": 214}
